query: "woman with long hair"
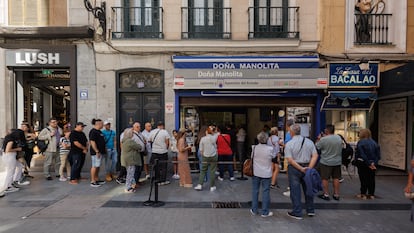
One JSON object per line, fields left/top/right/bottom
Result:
{"left": 177, "top": 128, "right": 193, "bottom": 187}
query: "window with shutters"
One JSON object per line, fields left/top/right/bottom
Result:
{"left": 8, "top": 0, "right": 49, "bottom": 26}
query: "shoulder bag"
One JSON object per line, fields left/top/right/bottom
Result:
{"left": 243, "top": 145, "right": 255, "bottom": 177}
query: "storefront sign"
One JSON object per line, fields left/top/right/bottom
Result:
{"left": 172, "top": 56, "right": 326, "bottom": 90}
{"left": 321, "top": 91, "right": 377, "bottom": 110}
{"left": 6, "top": 49, "right": 73, "bottom": 67}
{"left": 174, "top": 69, "right": 326, "bottom": 89}
{"left": 328, "top": 63, "right": 379, "bottom": 88}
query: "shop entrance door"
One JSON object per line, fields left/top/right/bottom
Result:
{"left": 117, "top": 70, "right": 164, "bottom": 131}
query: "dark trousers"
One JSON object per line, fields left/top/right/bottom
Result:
{"left": 134, "top": 165, "right": 142, "bottom": 182}
{"left": 357, "top": 162, "right": 376, "bottom": 195}
{"left": 218, "top": 155, "right": 234, "bottom": 178}
{"left": 151, "top": 152, "right": 168, "bottom": 183}
{"left": 69, "top": 153, "right": 82, "bottom": 181}
{"left": 119, "top": 166, "right": 127, "bottom": 179}
{"left": 24, "top": 147, "right": 34, "bottom": 168}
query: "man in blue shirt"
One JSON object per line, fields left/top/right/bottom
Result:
{"left": 102, "top": 121, "right": 117, "bottom": 182}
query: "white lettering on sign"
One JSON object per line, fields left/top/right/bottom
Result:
{"left": 330, "top": 75, "right": 376, "bottom": 85}
{"left": 212, "top": 63, "right": 280, "bottom": 69}
{"left": 15, "top": 52, "right": 60, "bottom": 65}
{"left": 239, "top": 63, "right": 279, "bottom": 69}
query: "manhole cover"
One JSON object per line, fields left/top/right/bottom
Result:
{"left": 211, "top": 202, "right": 241, "bottom": 208}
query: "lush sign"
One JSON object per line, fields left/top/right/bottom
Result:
{"left": 329, "top": 63, "right": 379, "bottom": 88}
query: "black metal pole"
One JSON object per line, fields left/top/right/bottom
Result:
{"left": 152, "top": 158, "right": 164, "bottom": 207}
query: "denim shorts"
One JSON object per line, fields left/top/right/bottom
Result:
{"left": 91, "top": 155, "right": 102, "bottom": 168}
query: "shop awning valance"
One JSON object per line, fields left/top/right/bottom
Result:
{"left": 321, "top": 91, "right": 377, "bottom": 111}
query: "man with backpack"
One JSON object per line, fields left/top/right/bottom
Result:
{"left": 37, "top": 118, "right": 63, "bottom": 180}
{"left": 315, "top": 124, "right": 343, "bottom": 201}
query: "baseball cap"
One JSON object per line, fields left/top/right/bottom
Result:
{"left": 75, "top": 122, "right": 87, "bottom": 127}
{"left": 104, "top": 121, "right": 111, "bottom": 125}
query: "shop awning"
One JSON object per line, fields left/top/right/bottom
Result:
{"left": 321, "top": 91, "right": 377, "bottom": 111}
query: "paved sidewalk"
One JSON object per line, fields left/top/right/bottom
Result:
{"left": 0, "top": 155, "right": 413, "bottom": 233}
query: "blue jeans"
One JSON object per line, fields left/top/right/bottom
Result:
{"left": 288, "top": 165, "right": 315, "bottom": 216}
{"left": 251, "top": 176, "right": 271, "bottom": 215}
{"left": 218, "top": 155, "right": 234, "bottom": 178}
{"left": 104, "top": 149, "right": 118, "bottom": 174}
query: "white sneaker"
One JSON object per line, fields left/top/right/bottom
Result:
{"left": 0, "top": 191, "right": 5, "bottom": 198}
{"left": 18, "top": 180, "right": 30, "bottom": 186}
{"left": 194, "top": 184, "right": 202, "bottom": 191}
{"left": 4, "top": 187, "right": 19, "bottom": 193}
{"left": 218, "top": 177, "right": 224, "bottom": 181}
{"left": 145, "top": 174, "right": 150, "bottom": 180}
{"left": 210, "top": 186, "right": 216, "bottom": 192}
{"left": 261, "top": 212, "right": 274, "bottom": 218}
{"left": 283, "top": 190, "right": 291, "bottom": 197}
{"left": 230, "top": 177, "right": 235, "bottom": 181}
{"left": 59, "top": 177, "right": 67, "bottom": 182}
{"left": 172, "top": 174, "right": 180, "bottom": 180}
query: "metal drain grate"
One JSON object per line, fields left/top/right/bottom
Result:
{"left": 211, "top": 202, "right": 241, "bottom": 208}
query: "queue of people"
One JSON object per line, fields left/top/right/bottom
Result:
{"left": 3, "top": 118, "right": 414, "bottom": 223}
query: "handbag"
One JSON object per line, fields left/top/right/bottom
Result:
{"left": 243, "top": 146, "right": 255, "bottom": 177}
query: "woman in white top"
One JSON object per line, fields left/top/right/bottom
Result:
{"left": 0, "top": 129, "right": 24, "bottom": 197}
{"left": 250, "top": 132, "right": 276, "bottom": 217}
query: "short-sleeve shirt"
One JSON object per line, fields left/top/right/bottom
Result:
{"left": 149, "top": 129, "right": 170, "bottom": 154}
{"left": 69, "top": 130, "right": 88, "bottom": 155}
{"left": 102, "top": 129, "right": 116, "bottom": 149}
{"left": 89, "top": 128, "right": 106, "bottom": 155}
{"left": 315, "top": 134, "right": 343, "bottom": 166}
{"left": 199, "top": 133, "right": 219, "bottom": 157}
{"left": 284, "top": 135, "right": 317, "bottom": 163}
{"left": 267, "top": 135, "right": 280, "bottom": 157}
{"left": 59, "top": 137, "right": 71, "bottom": 155}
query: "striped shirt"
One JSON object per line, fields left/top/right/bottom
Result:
{"left": 59, "top": 137, "right": 71, "bottom": 155}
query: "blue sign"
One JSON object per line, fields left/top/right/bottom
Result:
{"left": 172, "top": 55, "right": 320, "bottom": 69}
{"left": 329, "top": 63, "right": 379, "bottom": 88}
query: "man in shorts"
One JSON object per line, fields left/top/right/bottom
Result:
{"left": 316, "top": 124, "right": 343, "bottom": 201}
{"left": 89, "top": 119, "right": 107, "bottom": 187}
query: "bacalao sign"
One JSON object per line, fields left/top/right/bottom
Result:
{"left": 328, "top": 63, "right": 380, "bottom": 88}
{"left": 5, "top": 49, "right": 72, "bottom": 67}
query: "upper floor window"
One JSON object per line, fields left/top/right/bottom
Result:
{"left": 354, "top": 0, "right": 390, "bottom": 45}
{"left": 112, "top": 0, "right": 163, "bottom": 39}
{"left": 8, "top": 0, "right": 49, "bottom": 26}
{"left": 182, "top": 0, "right": 231, "bottom": 39}
{"left": 346, "top": 0, "right": 406, "bottom": 53}
{"left": 248, "top": 0, "right": 299, "bottom": 39}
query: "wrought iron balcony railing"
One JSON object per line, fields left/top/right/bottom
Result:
{"left": 248, "top": 7, "right": 299, "bottom": 39}
{"left": 111, "top": 7, "right": 163, "bottom": 39}
{"left": 181, "top": 7, "right": 231, "bottom": 39}
{"left": 354, "top": 13, "right": 392, "bottom": 45}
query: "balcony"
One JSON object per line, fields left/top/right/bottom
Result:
{"left": 248, "top": 7, "right": 299, "bottom": 39}
{"left": 354, "top": 13, "right": 392, "bottom": 45}
{"left": 111, "top": 7, "right": 163, "bottom": 39}
{"left": 181, "top": 7, "right": 231, "bottom": 39}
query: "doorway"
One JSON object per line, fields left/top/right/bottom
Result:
{"left": 117, "top": 69, "right": 164, "bottom": 131}
{"left": 15, "top": 69, "right": 71, "bottom": 130}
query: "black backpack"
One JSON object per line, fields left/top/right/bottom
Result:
{"left": 339, "top": 135, "right": 354, "bottom": 168}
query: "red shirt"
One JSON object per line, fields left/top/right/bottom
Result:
{"left": 217, "top": 134, "right": 233, "bottom": 156}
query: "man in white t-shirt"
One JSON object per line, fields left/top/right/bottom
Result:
{"left": 149, "top": 121, "right": 170, "bottom": 185}
{"left": 141, "top": 122, "right": 153, "bottom": 180}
